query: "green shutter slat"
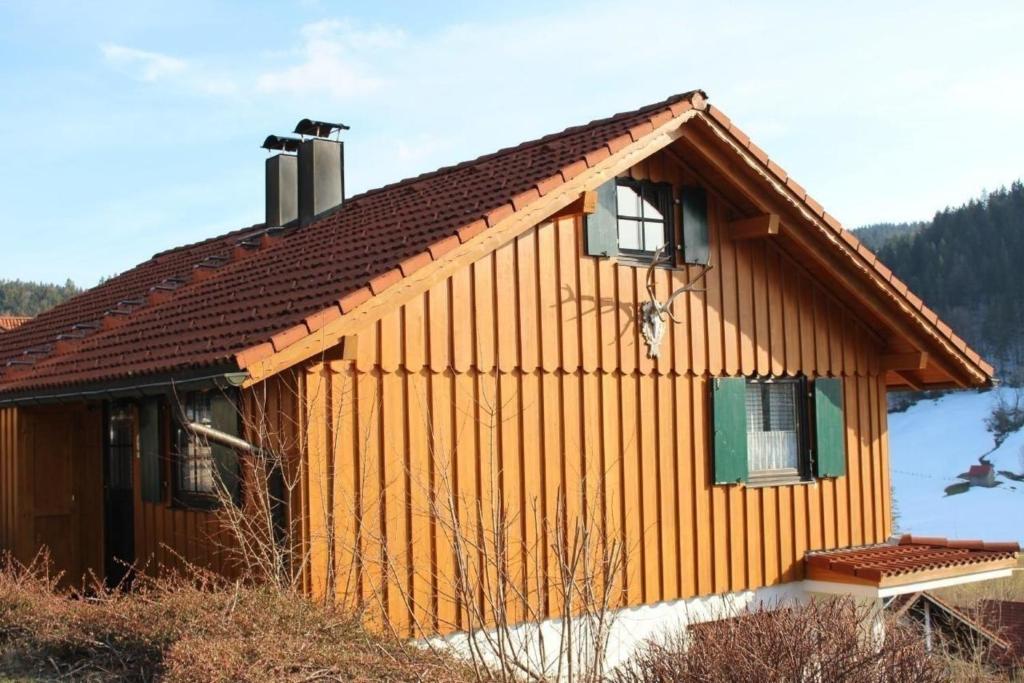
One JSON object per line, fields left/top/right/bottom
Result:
{"left": 139, "top": 398, "right": 162, "bottom": 503}
{"left": 585, "top": 179, "right": 619, "bottom": 257}
{"left": 210, "top": 391, "right": 242, "bottom": 504}
{"left": 713, "top": 377, "right": 748, "bottom": 484}
{"left": 682, "top": 186, "right": 710, "bottom": 265}
{"left": 814, "top": 377, "right": 846, "bottom": 477}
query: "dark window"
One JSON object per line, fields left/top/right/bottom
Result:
{"left": 615, "top": 178, "right": 673, "bottom": 256}
{"left": 106, "top": 403, "right": 134, "bottom": 491}
{"left": 174, "top": 392, "right": 217, "bottom": 504}
{"left": 745, "top": 377, "right": 809, "bottom": 482}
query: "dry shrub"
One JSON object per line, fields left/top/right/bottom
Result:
{"left": 0, "top": 552, "right": 473, "bottom": 682}
{"left": 611, "top": 597, "right": 950, "bottom": 683}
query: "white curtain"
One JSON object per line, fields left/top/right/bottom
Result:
{"left": 746, "top": 381, "right": 799, "bottom": 472}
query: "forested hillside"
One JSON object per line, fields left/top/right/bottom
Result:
{"left": 854, "top": 221, "right": 926, "bottom": 251}
{"left": 864, "top": 182, "right": 1024, "bottom": 381}
{"left": 0, "top": 279, "right": 80, "bottom": 316}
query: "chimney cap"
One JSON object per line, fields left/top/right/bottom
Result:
{"left": 262, "top": 135, "right": 302, "bottom": 153}
{"left": 294, "top": 119, "right": 350, "bottom": 138}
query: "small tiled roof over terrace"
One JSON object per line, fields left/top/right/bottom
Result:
{"left": 0, "top": 317, "right": 30, "bottom": 333}
{"left": 805, "top": 535, "right": 1020, "bottom": 598}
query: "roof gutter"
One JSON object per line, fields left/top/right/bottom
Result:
{"left": 0, "top": 367, "right": 250, "bottom": 407}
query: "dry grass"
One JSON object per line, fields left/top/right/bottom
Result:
{"left": 933, "top": 559, "right": 1024, "bottom": 608}
{"left": 0, "top": 553, "right": 473, "bottom": 682}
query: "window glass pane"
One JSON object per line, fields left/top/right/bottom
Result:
{"left": 617, "top": 183, "right": 641, "bottom": 218}
{"left": 767, "top": 383, "right": 797, "bottom": 431}
{"left": 176, "top": 393, "right": 217, "bottom": 496}
{"left": 643, "top": 220, "right": 668, "bottom": 252}
{"left": 617, "top": 218, "right": 642, "bottom": 251}
{"left": 745, "top": 383, "right": 764, "bottom": 432}
{"left": 641, "top": 186, "right": 664, "bottom": 221}
{"left": 746, "top": 380, "right": 800, "bottom": 473}
{"left": 107, "top": 404, "right": 133, "bottom": 491}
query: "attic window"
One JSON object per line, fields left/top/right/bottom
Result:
{"left": 615, "top": 178, "right": 673, "bottom": 256}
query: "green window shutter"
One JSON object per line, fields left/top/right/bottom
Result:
{"left": 210, "top": 391, "right": 242, "bottom": 505}
{"left": 712, "top": 377, "right": 748, "bottom": 484}
{"left": 585, "top": 179, "right": 619, "bottom": 257}
{"left": 814, "top": 378, "right": 846, "bottom": 478}
{"left": 681, "top": 186, "right": 710, "bottom": 265}
{"left": 139, "top": 398, "right": 163, "bottom": 503}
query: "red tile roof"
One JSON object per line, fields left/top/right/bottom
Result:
{"left": 0, "top": 316, "right": 30, "bottom": 333}
{"left": 0, "top": 89, "right": 994, "bottom": 397}
{"left": 806, "top": 535, "right": 1020, "bottom": 587}
{"left": 0, "top": 91, "right": 707, "bottom": 395}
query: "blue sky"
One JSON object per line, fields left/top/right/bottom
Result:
{"left": 1, "top": 1, "right": 1022, "bottom": 287}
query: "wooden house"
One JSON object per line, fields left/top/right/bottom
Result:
{"left": 0, "top": 90, "right": 1017, "bottom": 645}
{"left": 961, "top": 462, "right": 997, "bottom": 487}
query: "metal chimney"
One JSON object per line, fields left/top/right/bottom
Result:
{"left": 294, "top": 119, "right": 349, "bottom": 226}
{"left": 261, "top": 135, "right": 300, "bottom": 227}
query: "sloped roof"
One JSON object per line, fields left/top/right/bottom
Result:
{"left": 806, "top": 535, "right": 1020, "bottom": 587}
{"left": 0, "top": 316, "right": 30, "bottom": 333}
{"left": 0, "top": 90, "right": 993, "bottom": 399}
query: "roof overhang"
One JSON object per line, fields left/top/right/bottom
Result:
{"left": 676, "top": 110, "right": 993, "bottom": 389}
{"left": 0, "top": 365, "right": 248, "bottom": 406}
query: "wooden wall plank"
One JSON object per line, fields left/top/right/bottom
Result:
{"left": 751, "top": 242, "right": 771, "bottom": 376}
{"left": 705, "top": 212, "right": 725, "bottom": 377}
{"left": 657, "top": 375, "right": 678, "bottom": 599}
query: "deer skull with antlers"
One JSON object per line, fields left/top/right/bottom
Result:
{"left": 639, "top": 245, "right": 712, "bottom": 359}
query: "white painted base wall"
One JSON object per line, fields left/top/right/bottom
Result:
{"left": 426, "top": 581, "right": 871, "bottom": 677}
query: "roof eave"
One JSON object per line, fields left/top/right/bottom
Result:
{"left": 0, "top": 365, "right": 248, "bottom": 406}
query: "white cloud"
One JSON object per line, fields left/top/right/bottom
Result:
{"left": 100, "top": 43, "right": 239, "bottom": 96}
{"left": 256, "top": 19, "right": 403, "bottom": 99}
{"left": 100, "top": 43, "right": 186, "bottom": 82}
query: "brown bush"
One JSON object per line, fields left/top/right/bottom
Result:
{"left": 611, "top": 597, "right": 952, "bottom": 683}
{"left": 0, "top": 553, "right": 473, "bottom": 682}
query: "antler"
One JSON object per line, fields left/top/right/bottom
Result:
{"left": 644, "top": 244, "right": 713, "bottom": 324}
{"left": 645, "top": 244, "right": 675, "bottom": 304}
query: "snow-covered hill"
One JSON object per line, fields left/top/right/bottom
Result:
{"left": 889, "top": 389, "right": 1024, "bottom": 543}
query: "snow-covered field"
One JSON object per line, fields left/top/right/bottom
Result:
{"left": 889, "top": 389, "right": 1024, "bottom": 543}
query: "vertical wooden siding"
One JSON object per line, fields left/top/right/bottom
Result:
{"left": 296, "top": 150, "right": 892, "bottom": 637}
{"left": 0, "top": 404, "right": 104, "bottom": 581}
{"left": 0, "top": 407, "right": 19, "bottom": 554}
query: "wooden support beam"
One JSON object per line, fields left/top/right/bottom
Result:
{"left": 728, "top": 213, "right": 780, "bottom": 240}
{"left": 549, "top": 190, "right": 597, "bottom": 220}
{"left": 887, "top": 369, "right": 924, "bottom": 391}
{"left": 881, "top": 351, "right": 929, "bottom": 371}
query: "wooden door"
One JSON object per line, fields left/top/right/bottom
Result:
{"left": 29, "top": 409, "right": 80, "bottom": 578}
